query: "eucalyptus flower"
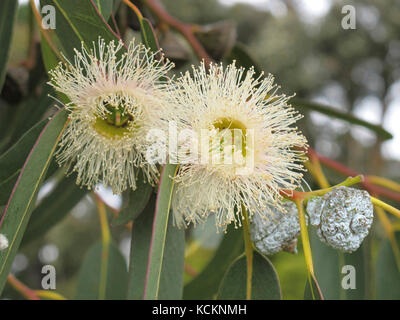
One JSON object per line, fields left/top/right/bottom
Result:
{"left": 48, "top": 39, "right": 174, "bottom": 194}
{"left": 166, "top": 62, "right": 308, "bottom": 230}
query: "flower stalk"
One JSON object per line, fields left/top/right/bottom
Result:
{"left": 242, "top": 204, "right": 253, "bottom": 300}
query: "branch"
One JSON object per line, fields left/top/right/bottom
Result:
{"left": 307, "top": 147, "right": 400, "bottom": 203}
{"left": 7, "top": 274, "right": 40, "bottom": 300}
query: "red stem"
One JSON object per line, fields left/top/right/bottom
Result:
{"left": 307, "top": 147, "right": 400, "bottom": 202}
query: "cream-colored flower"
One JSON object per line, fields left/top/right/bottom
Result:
{"left": 167, "top": 62, "right": 307, "bottom": 230}
{"left": 49, "top": 39, "right": 174, "bottom": 194}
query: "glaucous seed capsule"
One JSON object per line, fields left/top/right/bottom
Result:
{"left": 250, "top": 202, "right": 304, "bottom": 255}
{"left": 0, "top": 233, "right": 8, "bottom": 251}
{"left": 306, "top": 186, "right": 373, "bottom": 253}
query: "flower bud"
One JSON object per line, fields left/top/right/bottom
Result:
{"left": 306, "top": 186, "right": 373, "bottom": 252}
{"left": 0, "top": 234, "right": 8, "bottom": 251}
{"left": 250, "top": 202, "right": 303, "bottom": 255}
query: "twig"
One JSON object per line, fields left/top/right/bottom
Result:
{"left": 307, "top": 147, "right": 400, "bottom": 203}
{"left": 7, "top": 274, "right": 40, "bottom": 300}
{"left": 241, "top": 204, "right": 253, "bottom": 300}
{"left": 34, "top": 290, "right": 67, "bottom": 300}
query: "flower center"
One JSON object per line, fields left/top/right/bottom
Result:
{"left": 104, "top": 103, "right": 133, "bottom": 128}
{"left": 93, "top": 102, "right": 134, "bottom": 140}
{"left": 212, "top": 117, "right": 248, "bottom": 159}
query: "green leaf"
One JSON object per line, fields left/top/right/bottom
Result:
{"left": 306, "top": 228, "right": 341, "bottom": 299}
{"left": 0, "top": 0, "right": 18, "bottom": 91}
{"left": 183, "top": 224, "right": 243, "bottom": 299}
{"left": 140, "top": 18, "right": 160, "bottom": 53}
{"left": 217, "top": 251, "right": 281, "bottom": 300}
{"left": 291, "top": 98, "right": 393, "bottom": 141}
{"left": 376, "top": 232, "right": 400, "bottom": 299}
{"left": 343, "top": 247, "right": 367, "bottom": 300}
{"left": 112, "top": 175, "right": 153, "bottom": 226}
{"left": 127, "top": 196, "right": 155, "bottom": 299}
{"left": 125, "top": 4, "right": 159, "bottom": 53}
{"left": 143, "top": 164, "right": 179, "bottom": 300}
{"left": 0, "top": 109, "right": 68, "bottom": 294}
{"left": 93, "top": 0, "right": 114, "bottom": 20}
{"left": 40, "top": 0, "right": 119, "bottom": 61}
{"left": 304, "top": 273, "right": 324, "bottom": 300}
{"left": 76, "top": 241, "right": 128, "bottom": 300}
{"left": 21, "top": 175, "right": 87, "bottom": 244}
{"left": 0, "top": 172, "right": 19, "bottom": 206}
{"left": 158, "top": 213, "right": 185, "bottom": 299}
{"left": 127, "top": 194, "right": 185, "bottom": 300}
{"left": 8, "top": 86, "right": 55, "bottom": 145}
{"left": 40, "top": 33, "right": 59, "bottom": 73}
{"left": 0, "top": 119, "right": 48, "bottom": 205}
{"left": 0, "top": 120, "right": 48, "bottom": 180}
{"left": 305, "top": 228, "right": 367, "bottom": 300}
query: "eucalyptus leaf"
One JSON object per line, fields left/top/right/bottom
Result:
{"left": 217, "top": 251, "right": 281, "bottom": 300}
{"left": 0, "top": 119, "right": 48, "bottom": 182}
{"left": 112, "top": 175, "right": 153, "bottom": 226}
{"left": 93, "top": 0, "right": 114, "bottom": 20}
{"left": 142, "top": 164, "right": 180, "bottom": 300}
{"left": 127, "top": 194, "right": 185, "bottom": 300}
{"left": 183, "top": 224, "right": 243, "bottom": 300}
{"left": 140, "top": 18, "right": 160, "bottom": 54}
{"left": 0, "top": 171, "right": 19, "bottom": 206}
{"left": 376, "top": 232, "right": 400, "bottom": 299}
{"left": 8, "top": 87, "right": 55, "bottom": 145}
{"left": 40, "top": 0, "right": 119, "bottom": 61}
{"left": 0, "top": 119, "right": 48, "bottom": 205}
{"left": 306, "top": 228, "right": 341, "bottom": 299}
{"left": 76, "top": 241, "right": 128, "bottom": 300}
{"left": 40, "top": 33, "right": 60, "bottom": 73}
{"left": 22, "top": 175, "right": 87, "bottom": 244}
{"left": 292, "top": 98, "right": 393, "bottom": 141}
{"left": 0, "top": 109, "right": 68, "bottom": 293}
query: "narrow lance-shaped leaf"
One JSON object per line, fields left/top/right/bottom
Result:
{"left": 140, "top": 18, "right": 160, "bottom": 54}
{"left": 21, "top": 174, "right": 87, "bottom": 244}
{"left": 143, "top": 164, "right": 179, "bottom": 300}
{"left": 0, "top": 119, "right": 48, "bottom": 205}
{"left": 40, "top": 0, "right": 119, "bottom": 61}
{"left": 40, "top": 32, "right": 60, "bottom": 73}
{"left": 291, "top": 98, "right": 393, "bottom": 141}
{"left": 376, "top": 232, "right": 400, "bottom": 299}
{"left": 0, "top": 109, "right": 68, "bottom": 293}
{"left": 128, "top": 194, "right": 185, "bottom": 300}
{"left": 125, "top": 3, "right": 160, "bottom": 55}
